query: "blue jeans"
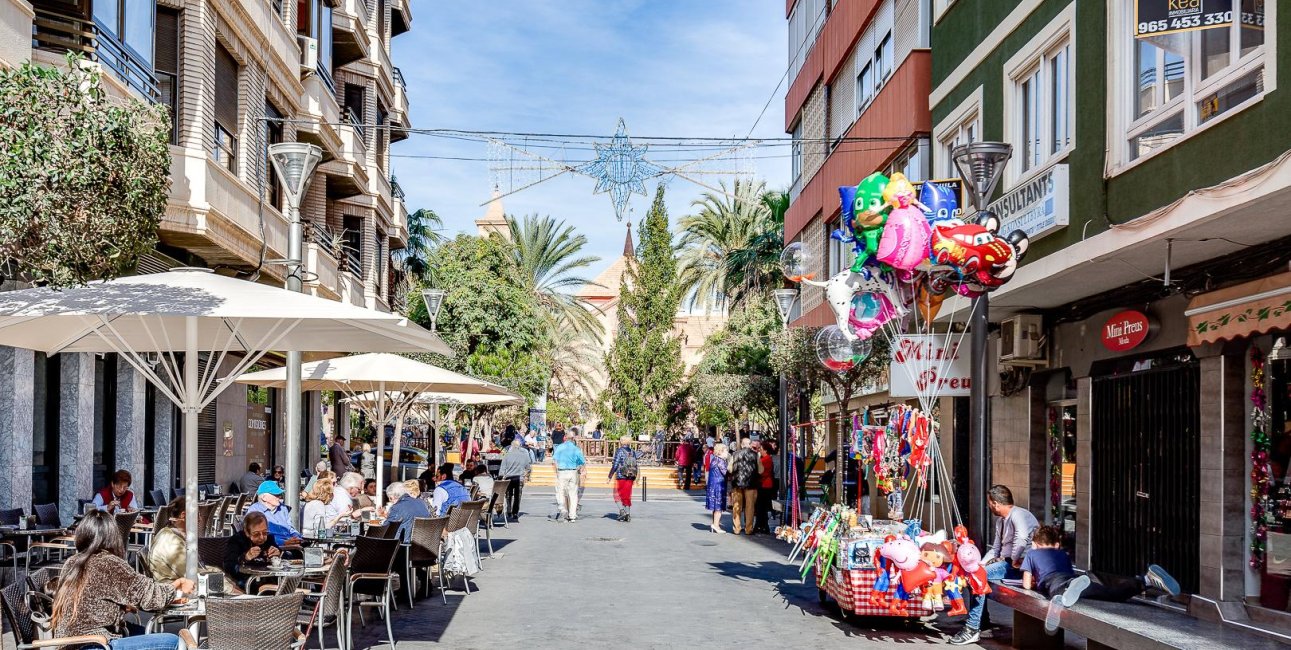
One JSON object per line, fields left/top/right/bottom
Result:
{"left": 965, "top": 561, "right": 1018, "bottom": 630}
{"left": 110, "top": 633, "right": 182, "bottom": 650}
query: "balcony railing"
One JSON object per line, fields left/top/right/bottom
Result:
{"left": 345, "top": 107, "right": 366, "bottom": 141}
{"left": 32, "top": 6, "right": 160, "bottom": 101}
{"left": 392, "top": 66, "right": 407, "bottom": 92}
{"left": 390, "top": 175, "right": 405, "bottom": 200}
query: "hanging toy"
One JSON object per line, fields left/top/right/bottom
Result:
{"left": 920, "top": 542, "right": 953, "bottom": 611}
{"left": 953, "top": 524, "right": 992, "bottom": 596}
{"left": 906, "top": 411, "right": 932, "bottom": 486}
{"left": 876, "top": 173, "right": 932, "bottom": 272}
{"left": 939, "top": 540, "right": 968, "bottom": 615}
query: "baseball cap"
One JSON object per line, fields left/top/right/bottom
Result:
{"left": 256, "top": 480, "right": 285, "bottom": 496}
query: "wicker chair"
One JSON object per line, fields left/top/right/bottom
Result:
{"left": 479, "top": 480, "right": 510, "bottom": 556}
{"left": 0, "top": 507, "right": 23, "bottom": 526}
{"left": 197, "top": 535, "right": 232, "bottom": 570}
{"left": 196, "top": 501, "right": 219, "bottom": 537}
{"left": 32, "top": 503, "right": 59, "bottom": 527}
{"left": 211, "top": 496, "right": 234, "bottom": 536}
{"left": 489, "top": 478, "right": 512, "bottom": 528}
{"left": 364, "top": 522, "right": 390, "bottom": 539}
{"left": 299, "top": 549, "right": 349, "bottom": 650}
{"left": 150, "top": 504, "right": 172, "bottom": 538}
{"left": 441, "top": 500, "right": 485, "bottom": 597}
{"left": 380, "top": 523, "right": 401, "bottom": 540}
{"left": 347, "top": 535, "right": 401, "bottom": 649}
{"left": 227, "top": 493, "right": 249, "bottom": 529}
{"left": 149, "top": 488, "right": 167, "bottom": 508}
{"left": 406, "top": 516, "right": 448, "bottom": 605}
{"left": 192, "top": 592, "right": 307, "bottom": 650}
{"left": 2, "top": 579, "right": 108, "bottom": 649}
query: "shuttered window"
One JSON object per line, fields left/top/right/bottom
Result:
{"left": 264, "top": 101, "right": 284, "bottom": 209}
{"left": 155, "top": 8, "right": 179, "bottom": 144}
{"left": 212, "top": 43, "right": 239, "bottom": 172}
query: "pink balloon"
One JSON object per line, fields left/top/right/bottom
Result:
{"left": 880, "top": 537, "right": 922, "bottom": 571}
{"left": 876, "top": 206, "right": 931, "bottom": 271}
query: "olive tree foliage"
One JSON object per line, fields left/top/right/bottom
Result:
{"left": 0, "top": 55, "right": 171, "bottom": 286}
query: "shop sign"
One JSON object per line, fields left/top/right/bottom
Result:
{"left": 1101, "top": 310, "right": 1152, "bottom": 352}
{"left": 987, "top": 164, "right": 1068, "bottom": 242}
{"left": 889, "top": 334, "right": 971, "bottom": 398}
{"left": 1134, "top": 0, "right": 1236, "bottom": 38}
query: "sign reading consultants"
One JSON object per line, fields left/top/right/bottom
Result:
{"left": 987, "top": 164, "right": 1069, "bottom": 242}
{"left": 1135, "top": 0, "right": 1235, "bottom": 38}
{"left": 889, "top": 334, "right": 971, "bottom": 398}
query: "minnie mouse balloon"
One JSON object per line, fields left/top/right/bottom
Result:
{"left": 781, "top": 242, "right": 815, "bottom": 282}
{"left": 815, "top": 325, "right": 873, "bottom": 373}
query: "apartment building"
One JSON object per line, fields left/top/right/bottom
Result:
{"left": 0, "top": 0, "right": 414, "bottom": 522}
{"left": 931, "top": 0, "right": 1291, "bottom": 622}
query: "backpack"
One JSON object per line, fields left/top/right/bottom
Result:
{"left": 619, "top": 450, "right": 639, "bottom": 480}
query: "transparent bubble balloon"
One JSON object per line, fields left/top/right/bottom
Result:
{"left": 781, "top": 242, "right": 815, "bottom": 282}
{"left": 814, "top": 325, "right": 873, "bottom": 373}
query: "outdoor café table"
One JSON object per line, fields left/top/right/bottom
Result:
{"left": 241, "top": 558, "right": 331, "bottom": 593}
{"left": 0, "top": 524, "right": 68, "bottom": 539}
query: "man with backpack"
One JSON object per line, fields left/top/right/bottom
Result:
{"left": 609, "top": 438, "right": 640, "bottom": 522}
{"left": 728, "top": 438, "right": 761, "bottom": 535}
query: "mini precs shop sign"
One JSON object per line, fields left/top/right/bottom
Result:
{"left": 1101, "top": 310, "right": 1154, "bottom": 352}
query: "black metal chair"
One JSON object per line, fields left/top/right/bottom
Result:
{"left": 192, "top": 592, "right": 307, "bottom": 650}
{"left": 347, "top": 535, "right": 401, "bottom": 649}
{"left": 407, "top": 516, "right": 448, "bottom": 605}
{"left": 32, "top": 503, "right": 59, "bottom": 527}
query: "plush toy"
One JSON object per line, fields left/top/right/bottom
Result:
{"left": 953, "top": 524, "right": 992, "bottom": 596}
{"left": 850, "top": 173, "right": 890, "bottom": 270}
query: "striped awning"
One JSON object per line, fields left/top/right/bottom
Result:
{"left": 1186, "top": 272, "right": 1291, "bottom": 347}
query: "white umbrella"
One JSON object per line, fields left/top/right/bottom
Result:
{"left": 0, "top": 268, "right": 448, "bottom": 580}
{"left": 235, "top": 353, "right": 514, "bottom": 505}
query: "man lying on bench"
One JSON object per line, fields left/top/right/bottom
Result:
{"left": 1021, "top": 525, "right": 1183, "bottom": 633}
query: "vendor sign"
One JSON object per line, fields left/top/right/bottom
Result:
{"left": 889, "top": 334, "right": 971, "bottom": 398}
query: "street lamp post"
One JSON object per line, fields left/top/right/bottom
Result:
{"left": 268, "top": 142, "right": 323, "bottom": 523}
{"left": 951, "top": 142, "right": 1011, "bottom": 543}
{"left": 421, "top": 287, "right": 446, "bottom": 465}
{"left": 772, "top": 288, "right": 799, "bottom": 510}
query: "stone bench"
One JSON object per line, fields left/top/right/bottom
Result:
{"left": 988, "top": 581, "right": 1286, "bottom": 649}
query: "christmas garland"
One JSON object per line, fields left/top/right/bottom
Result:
{"left": 1251, "top": 347, "right": 1271, "bottom": 569}
{"left": 1048, "top": 407, "right": 1062, "bottom": 524}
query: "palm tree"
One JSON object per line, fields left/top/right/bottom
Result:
{"left": 506, "top": 213, "right": 605, "bottom": 340}
{"left": 544, "top": 329, "right": 603, "bottom": 403}
{"left": 392, "top": 207, "right": 444, "bottom": 279}
{"left": 724, "top": 188, "right": 788, "bottom": 307}
{"left": 677, "top": 180, "right": 773, "bottom": 310}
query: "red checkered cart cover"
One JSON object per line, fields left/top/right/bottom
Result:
{"left": 815, "top": 561, "right": 935, "bottom": 617}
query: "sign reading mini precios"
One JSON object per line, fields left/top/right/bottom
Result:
{"left": 1101, "top": 310, "right": 1153, "bottom": 352}
{"left": 1135, "top": 0, "right": 1238, "bottom": 37}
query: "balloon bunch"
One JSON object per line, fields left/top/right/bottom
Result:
{"left": 782, "top": 171, "right": 1031, "bottom": 362}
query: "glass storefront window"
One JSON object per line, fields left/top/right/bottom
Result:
{"left": 1048, "top": 403, "right": 1077, "bottom": 556}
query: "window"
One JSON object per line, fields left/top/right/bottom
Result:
{"left": 788, "top": 0, "right": 827, "bottom": 82}
{"left": 154, "top": 7, "right": 180, "bottom": 145}
{"left": 212, "top": 43, "right": 239, "bottom": 173}
{"left": 298, "top": 0, "right": 334, "bottom": 86}
{"left": 376, "top": 103, "right": 388, "bottom": 169}
{"left": 934, "top": 86, "right": 982, "bottom": 178}
{"left": 876, "top": 32, "right": 893, "bottom": 82}
{"left": 791, "top": 121, "right": 803, "bottom": 183}
{"left": 887, "top": 138, "right": 930, "bottom": 181}
{"left": 1003, "top": 14, "right": 1073, "bottom": 181}
{"left": 264, "top": 101, "right": 284, "bottom": 210}
{"left": 856, "top": 62, "right": 873, "bottom": 110}
{"left": 1113, "top": 1, "right": 1271, "bottom": 167}
{"left": 853, "top": 1, "right": 895, "bottom": 114}
{"left": 91, "top": 0, "right": 157, "bottom": 98}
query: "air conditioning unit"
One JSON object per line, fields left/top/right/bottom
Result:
{"left": 298, "top": 36, "right": 318, "bottom": 73}
{"left": 1000, "top": 314, "right": 1044, "bottom": 361}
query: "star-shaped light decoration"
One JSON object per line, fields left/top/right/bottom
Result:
{"left": 576, "top": 119, "right": 663, "bottom": 220}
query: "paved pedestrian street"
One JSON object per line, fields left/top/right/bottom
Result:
{"left": 350, "top": 489, "right": 1037, "bottom": 649}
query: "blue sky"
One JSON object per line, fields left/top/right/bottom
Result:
{"left": 390, "top": 1, "right": 790, "bottom": 279}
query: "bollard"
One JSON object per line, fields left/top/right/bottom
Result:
{"left": 641, "top": 476, "right": 647, "bottom": 502}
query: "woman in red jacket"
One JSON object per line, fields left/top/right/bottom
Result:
{"left": 754, "top": 441, "right": 775, "bottom": 534}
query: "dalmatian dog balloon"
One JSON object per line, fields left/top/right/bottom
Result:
{"left": 802, "top": 267, "right": 906, "bottom": 341}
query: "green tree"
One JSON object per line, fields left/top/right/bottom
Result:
{"left": 688, "top": 293, "right": 782, "bottom": 428}
{"left": 507, "top": 214, "right": 604, "bottom": 339}
{"left": 603, "top": 186, "right": 685, "bottom": 432}
{"left": 392, "top": 208, "right": 443, "bottom": 279}
{"left": 0, "top": 54, "right": 170, "bottom": 286}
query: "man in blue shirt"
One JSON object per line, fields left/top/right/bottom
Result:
{"left": 384, "top": 481, "right": 431, "bottom": 541}
{"left": 430, "top": 462, "right": 470, "bottom": 516}
{"left": 245, "top": 480, "right": 302, "bottom": 544}
{"left": 552, "top": 429, "right": 586, "bottom": 522}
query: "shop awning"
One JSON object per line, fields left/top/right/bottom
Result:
{"left": 1185, "top": 272, "right": 1291, "bottom": 346}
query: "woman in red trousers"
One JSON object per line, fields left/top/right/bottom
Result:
{"left": 609, "top": 439, "right": 640, "bottom": 522}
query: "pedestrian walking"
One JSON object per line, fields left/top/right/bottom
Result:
{"left": 499, "top": 438, "right": 533, "bottom": 519}
{"left": 360, "top": 443, "right": 376, "bottom": 480}
{"left": 949, "top": 484, "right": 1040, "bottom": 645}
{"left": 753, "top": 442, "right": 774, "bottom": 534}
{"left": 552, "top": 429, "right": 586, "bottom": 522}
{"left": 675, "top": 437, "right": 694, "bottom": 490}
{"left": 609, "top": 438, "right": 639, "bottom": 522}
{"left": 706, "top": 443, "right": 730, "bottom": 533}
{"left": 728, "top": 438, "right": 760, "bottom": 535}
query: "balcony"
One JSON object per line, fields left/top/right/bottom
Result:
{"left": 332, "top": 0, "right": 370, "bottom": 68}
{"left": 298, "top": 74, "right": 344, "bottom": 160}
{"left": 390, "top": 0, "right": 411, "bottom": 36}
{"left": 305, "top": 241, "right": 341, "bottom": 301}
{"left": 389, "top": 67, "right": 409, "bottom": 141}
{"left": 339, "top": 267, "right": 365, "bottom": 307}
{"left": 31, "top": 4, "right": 158, "bottom": 100}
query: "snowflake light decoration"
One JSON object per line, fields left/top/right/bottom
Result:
{"left": 576, "top": 119, "right": 663, "bottom": 220}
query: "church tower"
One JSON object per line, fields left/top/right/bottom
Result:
{"left": 475, "top": 186, "right": 511, "bottom": 240}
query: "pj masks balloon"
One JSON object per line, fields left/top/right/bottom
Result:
{"left": 849, "top": 173, "right": 890, "bottom": 269}
{"left": 919, "top": 181, "right": 960, "bottom": 224}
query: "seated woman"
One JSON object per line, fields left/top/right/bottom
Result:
{"left": 93, "top": 469, "right": 138, "bottom": 513}
{"left": 146, "top": 496, "right": 187, "bottom": 582}
{"left": 52, "top": 510, "right": 193, "bottom": 649}
{"left": 302, "top": 474, "right": 350, "bottom": 536}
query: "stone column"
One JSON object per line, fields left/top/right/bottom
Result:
{"left": 1198, "top": 348, "right": 1246, "bottom": 602}
{"left": 59, "top": 353, "right": 95, "bottom": 525}
{"left": 0, "top": 347, "right": 34, "bottom": 514}
{"left": 115, "top": 361, "right": 147, "bottom": 491}
{"left": 1075, "top": 376, "right": 1092, "bottom": 570}
{"left": 153, "top": 387, "right": 175, "bottom": 498}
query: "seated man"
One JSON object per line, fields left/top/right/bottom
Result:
{"left": 356, "top": 479, "right": 378, "bottom": 511}
{"left": 1022, "top": 525, "right": 1181, "bottom": 632}
{"left": 224, "top": 510, "right": 283, "bottom": 590}
{"left": 245, "top": 480, "right": 301, "bottom": 544}
{"left": 239, "top": 463, "right": 264, "bottom": 495}
{"left": 384, "top": 481, "right": 430, "bottom": 541}
{"left": 430, "top": 463, "right": 470, "bottom": 516}
{"left": 93, "top": 469, "right": 138, "bottom": 513}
